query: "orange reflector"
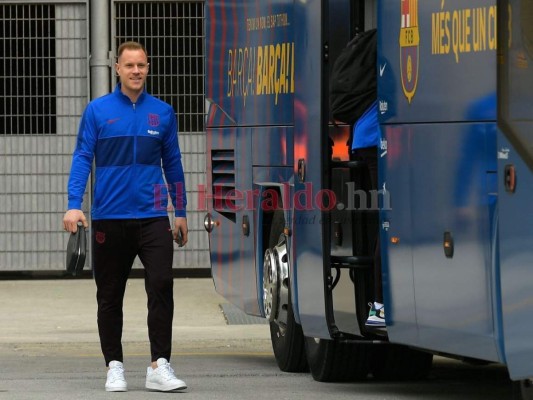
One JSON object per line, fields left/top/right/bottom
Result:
{"left": 391, "top": 237, "right": 400, "bottom": 244}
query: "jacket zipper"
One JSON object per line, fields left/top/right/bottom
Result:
{"left": 132, "top": 102, "right": 138, "bottom": 218}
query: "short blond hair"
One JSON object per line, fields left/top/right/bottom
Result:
{"left": 117, "top": 41, "right": 148, "bottom": 59}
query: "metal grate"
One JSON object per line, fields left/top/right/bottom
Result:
{"left": 0, "top": 3, "right": 89, "bottom": 272}
{"left": 220, "top": 303, "right": 268, "bottom": 325}
{"left": 0, "top": 4, "right": 57, "bottom": 135}
{"left": 211, "top": 150, "right": 236, "bottom": 223}
{"left": 114, "top": 1, "right": 204, "bottom": 134}
{"left": 114, "top": 1, "right": 209, "bottom": 269}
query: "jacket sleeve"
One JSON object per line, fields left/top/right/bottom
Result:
{"left": 162, "top": 106, "right": 187, "bottom": 217}
{"left": 67, "top": 104, "right": 98, "bottom": 210}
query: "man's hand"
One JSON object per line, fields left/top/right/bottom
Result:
{"left": 63, "top": 209, "right": 88, "bottom": 233}
{"left": 173, "top": 217, "right": 188, "bottom": 247}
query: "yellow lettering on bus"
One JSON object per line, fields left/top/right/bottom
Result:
{"left": 268, "top": 44, "right": 276, "bottom": 95}
{"left": 274, "top": 44, "right": 281, "bottom": 104}
{"left": 228, "top": 42, "right": 295, "bottom": 105}
{"left": 488, "top": 5, "right": 497, "bottom": 50}
{"left": 279, "top": 43, "right": 287, "bottom": 97}
{"left": 262, "top": 45, "right": 269, "bottom": 95}
{"left": 291, "top": 42, "right": 295, "bottom": 94}
{"left": 472, "top": 7, "right": 487, "bottom": 52}
{"left": 432, "top": 11, "right": 451, "bottom": 54}
{"left": 432, "top": 5, "right": 497, "bottom": 62}
{"left": 256, "top": 46, "right": 263, "bottom": 95}
{"left": 227, "top": 49, "right": 234, "bottom": 97}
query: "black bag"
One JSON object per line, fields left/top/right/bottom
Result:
{"left": 66, "top": 224, "right": 87, "bottom": 277}
{"left": 329, "top": 28, "right": 377, "bottom": 125}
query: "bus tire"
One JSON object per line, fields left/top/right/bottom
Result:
{"left": 269, "top": 297, "right": 308, "bottom": 372}
{"left": 370, "top": 344, "right": 433, "bottom": 380}
{"left": 267, "top": 210, "right": 308, "bottom": 373}
{"left": 513, "top": 379, "right": 533, "bottom": 400}
{"left": 304, "top": 337, "right": 371, "bottom": 382}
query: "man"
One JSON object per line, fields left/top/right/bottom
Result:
{"left": 63, "top": 41, "right": 188, "bottom": 392}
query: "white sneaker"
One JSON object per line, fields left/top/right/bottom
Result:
{"left": 365, "top": 301, "right": 386, "bottom": 328}
{"left": 105, "top": 360, "right": 127, "bottom": 392}
{"left": 145, "top": 358, "right": 187, "bottom": 392}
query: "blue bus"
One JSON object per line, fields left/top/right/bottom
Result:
{"left": 204, "top": 0, "right": 533, "bottom": 395}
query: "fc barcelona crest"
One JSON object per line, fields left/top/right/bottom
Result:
{"left": 95, "top": 231, "right": 106, "bottom": 244}
{"left": 399, "top": 0, "right": 420, "bottom": 104}
{"left": 148, "top": 113, "right": 160, "bottom": 127}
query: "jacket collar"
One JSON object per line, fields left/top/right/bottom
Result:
{"left": 114, "top": 83, "right": 147, "bottom": 105}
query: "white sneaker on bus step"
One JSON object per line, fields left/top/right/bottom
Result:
{"left": 105, "top": 360, "right": 127, "bottom": 392}
{"left": 145, "top": 358, "right": 187, "bottom": 392}
{"left": 365, "top": 301, "right": 386, "bottom": 328}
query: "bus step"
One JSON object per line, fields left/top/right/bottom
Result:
{"left": 330, "top": 160, "right": 367, "bottom": 170}
{"left": 331, "top": 255, "right": 373, "bottom": 268}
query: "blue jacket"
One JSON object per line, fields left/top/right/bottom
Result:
{"left": 68, "top": 84, "right": 187, "bottom": 219}
{"left": 352, "top": 100, "right": 379, "bottom": 150}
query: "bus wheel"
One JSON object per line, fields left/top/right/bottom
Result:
{"left": 304, "top": 337, "right": 371, "bottom": 382}
{"left": 370, "top": 344, "right": 433, "bottom": 380}
{"left": 264, "top": 210, "right": 308, "bottom": 372}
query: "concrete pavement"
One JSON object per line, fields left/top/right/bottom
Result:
{"left": 0, "top": 277, "right": 272, "bottom": 358}
{"left": 0, "top": 277, "right": 516, "bottom": 400}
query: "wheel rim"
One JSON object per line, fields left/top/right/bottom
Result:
{"left": 263, "top": 234, "right": 290, "bottom": 330}
{"left": 263, "top": 248, "right": 278, "bottom": 322}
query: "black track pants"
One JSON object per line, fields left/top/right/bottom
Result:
{"left": 92, "top": 217, "right": 174, "bottom": 366}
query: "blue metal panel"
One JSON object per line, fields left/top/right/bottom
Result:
{"left": 381, "top": 120, "right": 501, "bottom": 361}
{"left": 378, "top": 0, "right": 497, "bottom": 124}
{"left": 410, "top": 123, "right": 499, "bottom": 360}
{"left": 205, "top": 0, "right": 294, "bottom": 127}
{"left": 379, "top": 125, "right": 418, "bottom": 342}
{"left": 252, "top": 127, "right": 294, "bottom": 167}
{"left": 208, "top": 127, "right": 259, "bottom": 315}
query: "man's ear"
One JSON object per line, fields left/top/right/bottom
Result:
{"left": 115, "top": 63, "right": 120, "bottom": 75}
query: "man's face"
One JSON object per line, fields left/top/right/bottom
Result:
{"left": 115, "top": 48, "right": 149, "bottom": 96}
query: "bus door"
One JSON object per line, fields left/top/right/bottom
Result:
{"left": 292, "top": 0, "right": 329, "bottom": 337}
{"left": 497, "top": 0, "right": 533, "bottom": 381}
